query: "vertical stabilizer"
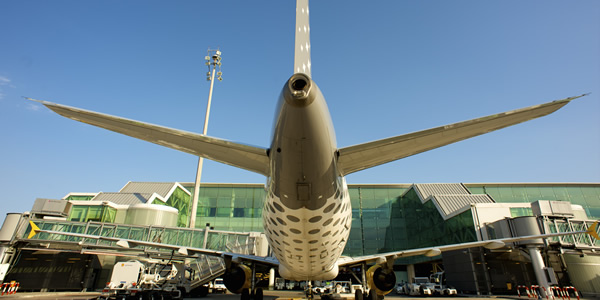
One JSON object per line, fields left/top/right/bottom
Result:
{"left": 294, "top": 0, "right": 311, "bottom": 77}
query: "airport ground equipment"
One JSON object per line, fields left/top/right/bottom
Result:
{"left": 100, "top": 259, "right": 223, "bottom": 300}
{"left": 309, "top": 281, "right": 367, "bottom": 300}
{"left": 211, "top": 278, "right": 227, "bottom": 293}
{"left": 428, "top": 272, "right": 457, "bottom": 296}
{"left": 101, "top": 260, "right": 183, "bottom": 299}
{"left": 401, "top": 277, "right": 433, "bottom": 296}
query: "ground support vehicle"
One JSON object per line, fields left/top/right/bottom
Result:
{"left": 211, "top": 278, "right": 227, "bottom": 293}
{"left": 403, "top": 277, "right": 433, "bottom": 296}
{"left": 310, "top": 281, "right": 363, "bottom": 300}
{"left": 275, "top": 278, "right": 286, "bottom": 290}
{"left": 428, "top": 272, "right": 457, "bottom": 296}
{"left": 395, "top": 282, "right": 405, "bottom": 295}
{"left": 99, "top": 260, "right": 195, "bottom": 300}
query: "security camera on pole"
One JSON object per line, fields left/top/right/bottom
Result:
{"left": 190, "top": 49, "right": 222, "bottom": 229}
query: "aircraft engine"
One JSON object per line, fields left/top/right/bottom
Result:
{"left": 366, "top": 264, "right": 396, "bottom": 296}
{"left": 222, "top": 264, "right": 252, "bottom": 294}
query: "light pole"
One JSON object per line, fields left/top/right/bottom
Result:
{"left": 189, "top": 49, "right": 223, "bottom": 229}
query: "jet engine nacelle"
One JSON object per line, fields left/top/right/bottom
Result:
{"left": 222, "top": 264, "right": 252, "bottom": 294}
{"left": 366, "top": 264, "right": 396, "bottom": 296}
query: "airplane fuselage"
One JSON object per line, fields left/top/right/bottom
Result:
{"left": 263, "top": 74, "right": 352, "bottom": 281}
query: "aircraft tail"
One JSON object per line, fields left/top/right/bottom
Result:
{"left": 294, "top": 0, "right": 311, "bottom": 77}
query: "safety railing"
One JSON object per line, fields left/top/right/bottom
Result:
{"left": 518, "top": 284, "right": 580, "bottom": 300}
{"left": 19, "top": 218, "right": 259, "bottom": 253}
{"left": 543, "top": 219, "right": 599, "bottom": 248}
{"left": 189, "top": 255, "right": 226, "bottom": 288}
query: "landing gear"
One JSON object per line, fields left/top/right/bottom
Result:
{"left": 349, "top": 263, "right": 386, "bottom": 300}
{"left": 367, "top": 289, "right": 378, "bottom": 300}
{"left": 306, "top": 281, "right": 314, "bottom": 300}
{"left": 355, "top": 289, "right": 363, "bottom": 300}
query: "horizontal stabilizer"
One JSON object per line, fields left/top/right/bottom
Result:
{"left": 337, "top": 94, "right": 588, "bottom": 175}
{"left": 27, "top": 98, "right": 270, "bottom": 176}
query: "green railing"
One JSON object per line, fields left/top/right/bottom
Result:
{"left": 22, "top": 218, "right": 259, "bottom": 253}
{"left": 543, "top": 218, "right": 600, "bottom": 248}
{"left": 544, "top": 219, "right": 599, "bottom": 247}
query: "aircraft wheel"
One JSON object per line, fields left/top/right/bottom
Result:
{"left": 368, "top": 289, "right": 377, "bottom": 300}
{"left": 355, "top": 289, "right": 364, "bottom": 300}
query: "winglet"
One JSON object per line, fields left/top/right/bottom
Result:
{"left": 28, "top": 221, "right": 40, "bottom": 239}
{"left": 585, "top": 221, "right": 600, "bottom": 240}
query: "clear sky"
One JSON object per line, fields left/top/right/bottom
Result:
{"left": 1, "top": 1, "right": 599, "bottom": 224}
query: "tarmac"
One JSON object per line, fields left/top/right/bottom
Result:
{"left": 0, "top": 290, "right": 592, "bottom": 300}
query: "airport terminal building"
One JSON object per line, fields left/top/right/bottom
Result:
{"left": 1, "top": 181, "right": 599, "bottom": 296}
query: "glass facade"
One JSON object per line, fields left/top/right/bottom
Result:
{"left": 184, "top": 184, "right": 265, "bottom": 233}
{"left": 152, "top": 186, "right": 192, "bottom": 228}
{"left": 347, "top": 186, "right": 477, "bottom": 264}
{"left": 510, "top": 207, "right": 534, "bottom": 217}
{"left": 68, "top": 205, "right": 116, "bottom": 223}
{"left": 178, "top": 183, "right": 598, "bottom": 259}
{"left": 62, "top": 182, "right": 599, "bottom": 259}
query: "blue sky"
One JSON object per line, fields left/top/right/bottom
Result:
{"left": 1, "top": 1, "right": 599, "bottom": 224}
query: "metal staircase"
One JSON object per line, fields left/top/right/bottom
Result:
{"left": 188, "top": 255, "right": 226, "bottom": 289}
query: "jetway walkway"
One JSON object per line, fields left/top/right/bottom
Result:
{"left": 9, "top": 217, "right": 265, "bottom": 287}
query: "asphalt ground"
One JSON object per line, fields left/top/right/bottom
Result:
{"left": 0, "top": 289, "right": 590, "bottom": 300}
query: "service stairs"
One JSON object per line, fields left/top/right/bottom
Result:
{"left": 186, "top": 236, "right": 261, "bottom": 288}
{"left": 188, "top": 255, "right": 227, "bottom": 289}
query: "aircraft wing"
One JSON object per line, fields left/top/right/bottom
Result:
{"left": 26, "top": 98, "right": 270, "bottom": 176}
{"left": 337, "top": 94, "right": 588, "bottom": 175}
{"left": 27, "top": 221, "right": 279, "bottom": 267}
{"left": 337, "top": 221, "right": 599, "bottom": 267}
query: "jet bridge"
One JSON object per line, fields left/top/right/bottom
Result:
{"left": 1, "top": 216, "right": 267, "bottom": 292}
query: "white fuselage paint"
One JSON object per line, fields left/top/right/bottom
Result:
{"left": 262, "top": 75, "right": 352, "bottom": 281}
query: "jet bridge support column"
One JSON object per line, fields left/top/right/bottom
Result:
{"left": 510, "top": 217, "right": 551, "bottom": 299}
{"left": 269, "top": 268, "right": 275, "bottom": 290}
{"left": 528, "top": 246, "right": 551, "bottom": 299}
{"left": 406, "top": 264, "right": 415, "bottom": 283}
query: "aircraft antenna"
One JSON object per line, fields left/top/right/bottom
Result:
{"left": 190, "top": 48, "right": 223, "bottom": 229}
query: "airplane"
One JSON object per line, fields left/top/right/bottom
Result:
{"left": 25, "top": 0, "right": 593, "bottom": 299}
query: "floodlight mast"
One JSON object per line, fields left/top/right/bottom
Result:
{"left": 190, "top": 49, "right": 222, "bottom": 229}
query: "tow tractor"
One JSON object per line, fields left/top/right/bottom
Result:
{"left": 402, "top": 277, "right": 433, "bottom": 296}
{"left": 428, "top": 272, "right": 457, "bottom": 296}
{"left": 307, "top": 281, "right": 363, "bottom": 300}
